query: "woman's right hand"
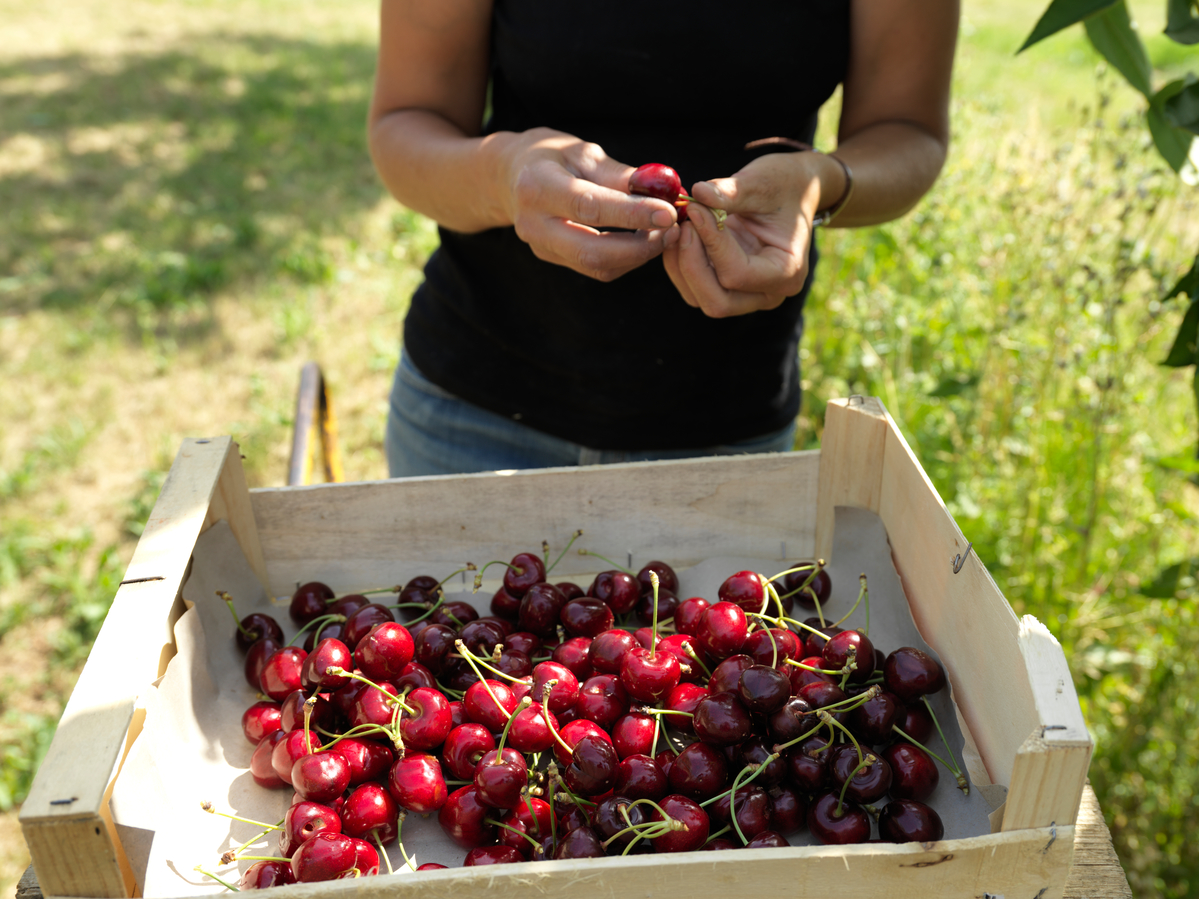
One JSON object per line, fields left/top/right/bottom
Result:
{"left": 496, "top": 127, "right": 680, "bottom": 282}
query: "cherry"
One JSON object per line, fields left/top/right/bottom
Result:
{"left": 327, "top": 594, "right": 369, "bottom": 619}
{"left": 464, "top": 678, "right": 518, "bottom": 732}
{"left": 474, "top": 747, "right": 529, "bottom": 809}
{"left": 822, "top": 629, "right": 875, "bottom": 684}
{"left": 234, "top": 613, "right": 284, "bottom": 653}
{"left": 271, "top": 728, "right": 321, "bottom": 786}
{"left": 767, "top": 783, "right": 807, "bottom": 832}
{"left": 250, "top": 731, "right": 288, "bottom": 789}
{"left": 629, "top": 163, "right": 683, "bottom": 204}
{"left": 636, "top": 560, "right": 679, "bottom": 596}
{"left": 458, "top": 619, "right": 506, "bottom": 656}
{"left": 588, "top": 629, "right": 638, "bottom": 675}
{"left": 399, "top": 686, "right": 453, "bottom": 749}
{"left": 711, "top": 784, "right": 772, "bottom": 840}
{"left": 430, "top": 600, "right": 479, "bottom": 629}
{"left": 807, "top": 791, "right": 872, "bottom": 845}
{"left": 738, "top": 736, "right": 786, "bottom": 789}
{"left": 280, "top": 800, "right": 341, "bottom": 857}
{"left": 746, "top": 830, "right": 790, "bottom": 848}
{"left": 341, "top": 782, "right": 399, "bottom": 844}
{"left": 635, "top": 587, "right": 678, "bottom": 627}
{"left": 883, "top": 647, "right": 947, "bottom": 701}
{"left": 575, "top": 674, "right": 629, "bottom": 729}
{"left": 619, "top": 645, "right": 681, "bottom": 703}
{"left": 554, "top": 718, "right": 614, "bottom": 765}
{"left": 552, "top": 636, "right": 594, "bottom": 681}
{"left": 507, "top": 700, "right": 558, "bottom": 753}
{"left": 353, "top": 622, "right": 414, "bottom": 682}
{"left": 507, "top": 630, "right": 543, "bottom": 657}
{"left": 560, "top": 597, "right": 614, "bottom": 638}
{"left": 443, "top": 723, "right": 497, "bottom": 780}
{"left": 245, "top": 636, "right": 282, "bottom": 689}
{"left": 692, "top": 691, "right": 753, "bottom": 746}
{"left": 664, "top": 681, "right": 708, "bottom": 732}
{"left": 490, "top": 585, "right": 522, "bottom": 618}
{"left": 594, "top": 796, "right": 647, "bottom": 851}
{"left": 414, "top": 623, "right": 457, "bottom": 673}
{"left": 292, "top": 750, "right": 351, "bottom": 804}
{"left": 848, "top": 690, "right": 905, "bottom": 745}
{"left": 744, "top": 628, "right": 801, "bottom": 666}
{"left": 783, "top": 562, "right": 832, "bottom": 609}
{"left": 879, "top": 799, "right": 944, "bottom": 843}
{"left": 694, "top": 602, "right": 748, "bottom": 660}
{"left": 439, "top": 785, "right": 497, "bottom": 849}
{"left": 238, "top": 860, "right": 295, "bottom": 890}
{"left": 703, "top": 838, "right": 737, "bottom": 851}
{"left": 668, "top": 741, "right": 728, "bottom": 800}
{"left": 829, "top": 745, "right": 893, "bottom": 803}
{"left": 784, "top": 734, "right": 832, "bottom": 794}
{"left": 342, "top": 603, "right": 395, "bottom": 650}
{"left": 279, "top": 690, "right": 334, "bottom": 733}
{"left": 349, "top": 681, "right": 401, "bottom": 730}
{"left": 554, "top": 825, "right": 606, "bottom": 859}
{"left": 718, "top": 570, "right": 770, "bottom": 616}
{"left": 610, "top": 711, "right": 656, "bottom": 759}
{"left": 896, "top": 700, "right": 935, "bottom": 744}
{"left": 388, "top": 752, "right": 448, "bottom": 813}
{"left": 531, "top": 661, "right": 580, "bottom": 714}
{"left": 563, "top": 733, "right": 619, "bottom": 796}
{"left": 517, "top": 582, "right": 568, "bottom": 637}
{"left": 650, "top": 794, "right": 709, "bottom": 853}
{"left": 801, "top": 619, "right": 842, "bottom": 657}
{"left": 242, "top": 701, "right": 282, "bottom": 744}
{"left": 615, "top": 753, "right": 669, "bottom": 800}
{"left": 302, "top": 620, "right": 346, "bottom": 653}
{"left": 788, "top": 655, "right": 835, "bottom": 693}
{"left": 588, "top": 571, "right": 640, "bottom": 615}
{"left": 504, "top": 552, "right": 546, "bottom": 597}
{"left": 493, "top": 647, "right": 534, "bottom": 680}
{"left": 302, "top": 638, "right": 353, "bottom": 692}
{"left": 708, "top": 654, "right": 754, "bottom": 695}
{"left": 881, "top": 742, "right": 940, "bottom": 801}
{"left": 416, "top": 863, "right": 447, "bottom": 871}
{"left": 738, "top": 665, "right": 791, "bottom": 714}
{"left": 464, "top": 845, "right": 523, "bottom": 866}
{"left": 394, "top": 659, "right": 438, "bottom": 692}
{"left": 290, "top": 581, "right": 335, "bottom": 625}
{"left": 290, "top": 831, "right": 357, "bottom": 882}
{"left": 259, "top": 646, "right": 308, "bottom": 702}
{"left": 798, "top": 681, "right": 849, "bottom": 719}
{"left": 335, "top": 737, "right": 393, "bottom": 785}
{"left": 767, "top": 695, "right": 817, "bottom": 745}
{"left": 673, "top": 597, "right": 710, "bottom": 636}
{"left": 346, "top": 838, "right": 380, "bottom": 877}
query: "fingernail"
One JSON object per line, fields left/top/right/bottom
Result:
{"left": 651, "top": 209, "right": 674, "bottom": 228}
{"left": 699, "top": 181, "right": 726, "bottom": 203}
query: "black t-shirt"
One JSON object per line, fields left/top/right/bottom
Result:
{"left": 403, "top": 0, "right": 851, "bottom": 450}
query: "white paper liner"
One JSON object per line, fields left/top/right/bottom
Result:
{"left": 111, "top": 506, "right": 995, "bottom": 896}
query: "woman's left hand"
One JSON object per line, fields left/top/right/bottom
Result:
{"left": 662, "top": 151, "right": 842, "bottom": 318}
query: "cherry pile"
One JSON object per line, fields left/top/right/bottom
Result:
{"left": 213, "top": 545, "right": 966, "bottom": 887}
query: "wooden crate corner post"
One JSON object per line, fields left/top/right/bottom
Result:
{"left": 814, "top": 396, "right": 890, "bottom": 562}
{"left": 19, "top": 437, "right": 266, "bottom": 899}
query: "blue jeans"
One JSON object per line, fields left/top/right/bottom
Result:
{"left": 385, "top": 352, "right": 798, "bottom": 477}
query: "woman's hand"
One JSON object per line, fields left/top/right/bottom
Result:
{"left": 497, "top": 127, "right": 680, "bottom": 282}
{"left": 662, "top": 152, "right": 841, "bottom": 318}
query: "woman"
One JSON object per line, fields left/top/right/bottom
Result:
{"left": 369, "top": 0, "right": 958, "bottom": 476}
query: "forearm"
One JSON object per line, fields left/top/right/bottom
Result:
{"left": 368, "top": 109, "right": 518, "bottom": 233}
{"left": 822, "top": 119, "right": 949, "bottom": 228}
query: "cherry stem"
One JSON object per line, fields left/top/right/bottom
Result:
{"left": 545, "top": 530, "right": 584, "bottom": 574}
{"left": 575, "top": 548, "right": 632, "bottom": 574}
{"left": 835, "top": 753, "right": 876, "bottom": 817}
{"left": 371, "top": 832, "right": 394, "bottom": 875}
{"left": 494, "top": 696, "right": 532, "bottom": 760}
{"left": 328, "top": 668, "right": 417, "bottom": 715}
{"left": 749, "top": 610, "right": 824, "bottom": 640}
{"left": 193, "top": 865, "right": 240, "bottom": 891}
{"left": 436, "top": 563, "right": 478, "bottom": 589}
{"left": 683, "top": 644, "right": 713, "bottom": 678}
{"left": 819, "top": 709, "right": 865, "bottom": 767}
{"left": 540, "top": 683, "right": 574, "bottom": 756}
{"left": 454, "top": 641, "right": 514, "bottom": 720}
{"left": 916, "top": 696, "right": 969, "bottom": 793}
{"left": 764, "top": 623, "right": 779, "bottom": 669}
{"left": 392, "top": 593, "right": 446, "bottom": 626}
{"left": 831, "top": 574, "right": 868, "bottom": 630}
{"left": 395, "top": 811, "right": 418, "bottom": 872}
{"left": 649, "top": 571, "right": 660, "bottom": 660}
{"left": 488, "top": 817, "right": 542, "bottom": 851}
{"left": 356, "top": 585, "right": 401, "bottom": 596}
{"left": 783, "top": 658, "right": 847, "bottom": 676}
{"left": 200, "top": 801, "right": 279, "bottom": 831}
{"left": 287, "top": 612, "right": 347, "bottom": 647}
{"left": 545, "top": 769, "right": 559, "bottom": 849}
{"left": 705, "top": 825, "right": 733, "bottom": 844}
{"left": 771, "top": 718, "right": 830, "bottom": 755}
{"left": 838, "top": 648, "right": 858, "bottom": 690}
{"left": 551, "top": 774, "right": 596, "bottom": 810}
{"left": 453, "top": 643, "right": 524, "bottom": 684}
{"left": 216, "top": 591, "right": 252, "bottom": 638}
{"left": 472, "top": 560, "right": 525, "bottom": 591}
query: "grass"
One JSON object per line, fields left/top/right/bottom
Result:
{"left": 1, "top": 1, "right": 1197, "bottom": 897}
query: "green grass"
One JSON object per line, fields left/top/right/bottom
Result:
{"left": 0, "top": 2, "right": 1197, "bottom": 896}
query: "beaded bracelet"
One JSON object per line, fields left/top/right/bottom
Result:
{"left": 743, "top": 137, "right": 854, "bottom": 227}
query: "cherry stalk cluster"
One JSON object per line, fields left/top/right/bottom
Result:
{"left": 209, "top": 537, "right": 963, "bottom": 888}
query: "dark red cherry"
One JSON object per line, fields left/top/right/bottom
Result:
{"left": 783, "top": 562, "right": 832, "bottom": 609}
{"left": 738, "top": 664, "right": 791, "bottom": 714}
{"left": 280, "top": 801, "right": 341, "bottom": 858}
{"left": 767, "top": 783, "right": 807, "bottom": 832}
{"left": 710, "top": 785, "right": 772, "bottom": 840}
{"left": 593, "top": 797, "right": 647, "bottom": 851}
{"left": 388, "top": 752, "right": 448, "bottom": 814}
{"left": 848, "top": 690, "right": 905, "bottom": 745}
{"left": 458, "top": 618, "right": 506, "bottom": 654}
{"left": 290, "top": 581, "right": 335, "bottom": 624}
{"left": 245, "top": 636, "right": 282, "bottom": 689}
{"left": 807, "top": 791, "right": 871, "bottom": 845}
{"left": 588, "top": 629, "right": 638, "bottom": 675}
{"left": 768, "top": 695, "right": 817, "bottom": 745}
{"left": 829, "top": 744, "right": 893, "bottom": 804}
{"left": 636, "top": 560, "right": 679, "bottom": 596}
{"left": 588, "top": 571, "right": 640, "bottom": 615}
{"left": 785, "top": 734, "right": 833, "bottom": 794}
{"left": 692, "top": 691, "right": 753, "bottom": 746}
{"left": 553, "top": 825, "right": 606, "bottom": 859}
{"left": 259, "top": 646, "right": 308, "bottom": 702}
{"left": 896, "top": 698, "right": 935, "bottom": 743}
{"left": 822, "top": 630, "right": 875, "bottom": 684}
{"left": 563, "top": 733, "right": 619, "bottom": 796}
{"left": 413, "top": 623, "right": 457, "bottom": 673}
{"left": 236, "top": 613, "right": 284, "bottom": 652}
{"left": 668, "top": 741, "right": 728, "bottom": 801}
{"left": 342, "top": 603, "right": 395, "bottom": 650}
{"left": 504, "top": 552, "right": 546, "bottom": 598}
{"left": 615, "top": 753, "right": 669, "bottom": 800}
{"left": 743, "top": 628, "right": 801, "bottom": 666}
{"left": 552, "top": 636, "right": 594, "bottom": 681}
{"left": 430, "top": 600, "right": 478, "bottom": 629}
{"left": 718, "top": 570, "right": 770, "bottom": 616}
{"left": 650, "top": 794, "right": 709, "bottom": 853}
{"left": 635, "top": 587, "right": 678, "bottom": 626}
{"left": 883, "top": 647, "right": 947, "bottom": 701}
{"left": 878, "top": 799, "right": 944, "bottom": 843}
{"left": 694, "top": 602, "right": 748, "bottom": 660}
{"left": 746, "top": 830, "right": 790, "bottom": 848}
{"left": 881, "top": 742, "right": 940, "bottom": 801}
{"left": 518, "top": 582, "right": 568, "bottom": 637}
{"left": 490, "top": 585, "right": 522, "bottom": 618}
{"left": 709, "top": 654, "right": 754, "bottom": 695}
{"left": 575, "top": 673, "right": 628, "bottom": 729}
{"left": 239, "top": 860, "right": 295, "bottom": 890}
{"left": 560, "top": 597, "right": 615, "bottom": 638}
{"left": 464, "top": 845, "right": 523, "bottom": 865}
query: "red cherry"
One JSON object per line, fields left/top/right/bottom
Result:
{"left": 629, "top": 163, "right": 683, "bottom": 204}
{"left": 443, "top": 723, "right": 497, "bottom": 780}
{"left": 588, "top": 571, "right": 640, "bottom": 615}
{"left": 531, "top": 661, "right": 580, "bottom": 714}
{"left": 504, "top": 552, "right": 546, "bottom": 598}
{"left": 718, "top": 570, "right": 770, "bottom": 615}
{"left": 301, "top": 638, "right": 353, "bottom": 691}
{"left": 883, "top": 647, "right": 947, "bottom": 701}
{"left": 619, "top": 645, "right": 681, "bottom": 703}
{"left": 807, "top": 791, "right": 872, "bottom": 845}
{"left": 250, "top": 731, "right": 288, "bottom": 789}
{"left": 667, "top": 741, "right": 728, "bottom": 801}
{"left": 291, "top": 750, "right": 351, "bottom": 804}
{"left": 280, "top": 801, "right": 341, "bottom": 858}
{"left": 880, "top": 742, "right": 940, "bottom": 800}
{"left": 438, "top": 785, "right": 496, "bottom": 849}
{"left": 335, "top": 737, "right": 394, "bottom": 785}
{"left": 692, "top": 691, "right": 753, "bottom": 746}
{"left": 238, "top": 860, "right": 295, "bottom": 890}
{"left": 551, "top": 636, "right": 594, "bottom": 681}
{"left": 258, "top": 646, "right": 308, "bottom": 702}
{"left": 694, "top": 602, "right": 748, "bottom": 660}
{"left": 783, "top": 562, "right": 832, "bottom": 610}
{"left": 588, "top": 628, "right": 638, "bottom": 675}
{"left": 289, "top": 832, "right": 357, "bottom": 882}
{"left": 650, "top": 794, "right": 709, "bottom": 852}
{"left": 341, "top": 603, "right": 395, "bottom": 650}
{"left": 464, "top": 845, "right": 523, "bottom": 865}
{"left": 474, "top": 748, "right": 529, "bottom": 809}
{"left": 878, "top": 798, "right": 944, "bottom": 843}
{"left": 387, "top": 752, "right": 448, "bottom": 813}
{"left": 464, "top": 679, "right": 518, "bottom": 732}
{"left": 241, "top": 701, "right": 282, "bottom": 744}
{"left": 353, "top": 622, "right": 414, "bottom": 682}
{"left": 575, "top": 674, "right": 628, "bottom": 729}
{"left": 290, "top": 581, "right": 335, "bottom": 625}
{"left": 341, "top": 782, "right": 399, "bottom": 844}
{"left": 271, "top": 728, "right": 321, "bottom": 786}
{"left": 507, "top": 700, "right": 558, "bottom": 754}
{"left": 399, "top": 686, "right": 453, "bottom": 750}
{"left": 610, "top": 712, "right": 656, "bottom": 759}
{"left": 636, "top": 560, "right": 679, "bottom": 596}
{"left": 822, "top": 629, "right": 875, "bottom": 684}
{"left": 673, "top": 597, "right": 710, "bottom": 636}
{"left": 614, "top": 753, "right": 669, "bottom": 801}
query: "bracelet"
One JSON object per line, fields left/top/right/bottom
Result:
{"left": 742, "top": 137, "right": 854, "bottom": 227}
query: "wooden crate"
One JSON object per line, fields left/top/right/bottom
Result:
{"left": 18, "top": 397, "right": 1093, "bottom": 899}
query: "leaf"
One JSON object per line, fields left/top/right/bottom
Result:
{"left": 1141, "top": 561, "right": 1183, "bottom": 597}
{"left": 1163, "top": 298, "right": 1199, "bottom": 366}
{"left": 1155, "top": 454, "right": 1199, "bottom": 473}
{"left": 1164, "top": 75, "right": 1199, "bottom": 135}
{"left": 1149, "top": 81, "right": 1197, "bottom": 172}
{"left": 1165, "top": 0, "right": 1199, "bottom": 44}
{"left": 1163, "top": 254, "right": 1199, "bottom": 304}
{"left": 1019, "top": 0, "right": 1119, "bottom": 52}
{"left": 1084, "top": 2, "right": 1154, "bottom": 97}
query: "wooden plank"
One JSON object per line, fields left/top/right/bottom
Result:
{"left": 814, "top": 397, "right": 889, "bottom": 562}
{"left": 1003, "top": 729, "right": 1094, "bottom": 831}
{"left": 250, "top": 452, "right": 820, "bottom": 595}
{"left": 19, "top": 438, "right": 256, "bottom": 899}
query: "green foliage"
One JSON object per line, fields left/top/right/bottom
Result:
{"left": 805, "top": 89, "right": 1197, "bottom": 898}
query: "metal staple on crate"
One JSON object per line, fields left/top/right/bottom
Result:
{"left": 952, "top": 541, "right": 974, "bottom": 574}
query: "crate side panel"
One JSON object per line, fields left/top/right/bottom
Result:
{"left": 876, "top": 416, "right": 1034, "bottom": 790}
{"left": 250, "top": 453, "right": 819, "bottom": 592}
{"left": 193, "top": 826, "right": 1073, "bottom": 899}
{"left": 22, "top": 818, "right": 127, "bottom": 899}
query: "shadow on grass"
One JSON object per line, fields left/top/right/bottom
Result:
{"left": 0, "top": 33, "right": 391, "bottom": 333}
